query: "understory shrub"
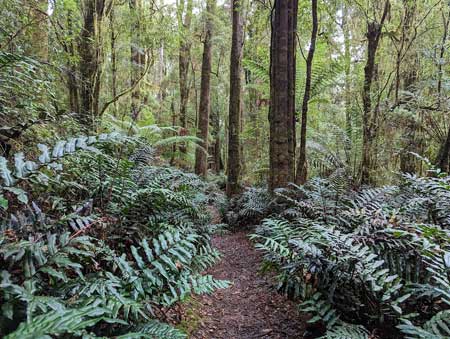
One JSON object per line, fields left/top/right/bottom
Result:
{"left": 0, "top": 133, "right": 228, "bottom": 338}
{"left": 226, "top": 187, "right": 275, "bottom": 228}
{"left": 250, "top": 171, "right": 450, "bottom": 338}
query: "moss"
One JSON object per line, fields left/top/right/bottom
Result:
{"left": 176, "top": 298, "right": 203, "bottom": 337}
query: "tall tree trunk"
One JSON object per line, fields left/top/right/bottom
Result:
{"left": 78, "top": 0, "right": 105, "bottom": 128}
{"left": 295, "top": 0, "right": 317, "bottom": 185}
{"left": 343, "top": 4, "right": 352, "bottom": 156}
{"left": 29, "top": 0, "right": 49, "bottom": 61}
{"left": 226, "top": 0, "right": 243, "bottom": 197}
{"left": 393, "top": 0, "right": 417, "bottom": 105}
{"left": 397, "top": 0, "right": 419, "bottom": 174}
{"left": 269, "top": 0, "right": 298, "bottom": 190}
{"left": 399, "top": 62, "right": 419, "bottom": 173}
{"left": 110, "top": 5, "right": 118, "bottom": 115}
{"left": 287, "top": 0, "right": 298, "bottom": 180}
{"left": 67, "top": 9, "right": 80, "bottom": 114}
{"left": 435, "top": 8, "right": 450, "bottom": 172}
{"left": 437, "top": 8, "right": 450, "bottom": 108}
{"left": 195, "top": 0, "right": 215, "bottom": 177}
{"left": 178, "top": 0, "right": 193, "bottom": 153}
{"left": 130, "top": 0, "right": 144, "bottom": 120}
{"left": 360, "top": 1, "right": 390, "bottom": 185}
{"left": 211, "top": 98, "right": 222, "bottom": 173}
{"left": 170, "top": 98, "right": 177, "bottom": 165}
{"left": 213, "top": 124, "right": 222, "bottom": 173}
{"left": 239, "top": 74, "right": 246, "bottom": 175}
{"left": 157, "top": 41, "right": 166, "bottom": 119}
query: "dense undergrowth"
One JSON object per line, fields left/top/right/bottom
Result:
{"left": 230, "top": 169, "right": 450, "bottom": 338}
{"left": 0, "top": 133, "right": 228, "bottom": 338}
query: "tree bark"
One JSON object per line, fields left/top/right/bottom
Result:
{"left": 269, "top": 0, "right": 298, "bottom": 190}
{"left": 110, "top": 5, "right": 118, "bottom": 115}
{"left": 67, "top": 9, "right": 80, "bottom": 114}
{"left": 170, "top": 98, "right": 177, "bottom": 166}
{"left": 211, "top": 98, "right": 222, "bottom": 173}
{"left": 343, "top": 4, "right": 352, "bottom": 157}
{"left": 360, "top": 1, "right": 390, "bottom": 185}
{"left": 437, "top": 9, "right": 450, "bottom": 108}
{"left": 436, "top": 9, "right": 450, "bottom": 173}
{"left": 437, "top": 126, "right": 450, "bottom": 173}
{"left": 295, "top": 0, "right": 317, "bottom": 185}
{"left": 397, "top": 0, "right": 419, "bottom": 174}
{"left": 178, "top": 0, "right": 193, "bottom": 153}
{"left": 287, "top": 0, "right": 298, "bottom": 180}
{"left": 226, "top": 0, "right": 243, "bottom": 197}
{"left": 78, "top": 0, "right": 105, "bottom": 128}
{"left": 130, "top": 0, "right": 145, "bottom": 120}
{"left": 195, "top": 0, "right": 215, "bottom": 177}
{"left": 29, "top": 0, "right": 49, "bottom": 61}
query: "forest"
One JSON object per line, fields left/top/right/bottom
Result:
{"left": 1, "top": 0, "right": 450, "bottom": 338}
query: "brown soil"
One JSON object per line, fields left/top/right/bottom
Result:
{"left": 185, "top": 231, "right": 306, "bottom": 339}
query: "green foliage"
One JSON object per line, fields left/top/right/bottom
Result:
{"left": 398, "top": 311, "right": 450, "bottom": 339}
{"left": 0, "top": 52, "right": 56, "bottom": 127}
{"left": 4, "top": 303, "right": 124, "bottom": 339}
{"left": 226, "top": 187, "right": 274, "bottom": 227}
{"left": 250, "top": 173, "right": 450, "bottom": 338}
{"left": 0, "top": 134, "right": 229, "bottom": 338}
{"left": 0, "top": 132, "right": 124, "bottom": 187}
{"left": 319, "top": 323, "right": 370, "bottom": 339}
{"left": 243, "top": 52, "right": 342, "bottom": 107}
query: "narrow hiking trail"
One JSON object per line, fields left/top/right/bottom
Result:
{"left": 185, "top": 231, "right": 306, "bottom": 339}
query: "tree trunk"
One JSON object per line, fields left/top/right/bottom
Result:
{"left": 78, "top": 0, "right": 105, "bottom": 128}
{"left": 269, "top": 0, "right": 297, "bottom": 190}
{"left": 397, "top": 0, "right": 419, "bottom": 174}
{"left": 211, "top": 98, "right": 222, "bottom": 173}
{"left": 170, "top": 98, "right": 177, "bottom": 166}
{"left": 195, "top": 0, "right": 215, "bottom": 177}
{"left": 399, "top": 63, "right": 419, "bottom": 174}
{"left": 437, "top": 9, "right": 450, "bottom": 108}
{"left": 29, "top": 0, "right": 49, "bottom": 61}
{"left": 130, "top": 0, "right": 145, "bottom": 120}
{"left": 287, "top": 0, "right": 298, "bottom": 180}
{"left": 110, "top": 5, "right": 118, "bottom": 115}
{"left": 226, "top": 0, "right": 243, "bottom": 197}
{"left": 178, "top": 0, "right": 193, "bottom": 153}
{"left": 437, "top": 126, "right": 450, "bottom": 173}
{"left": 67, "top": 9, "right": 80, "bottom": 114}
{"left": 393, "top": 0, "right": 417, "bottom": 106}
{"left": 434, "top": 8, "right": 450, "bottom": 172}
{"left": 295, "top": 0, "right": 317, "bottom": 185}
{"left": 343, "top": 4, "right": 352, "bottom": 157}
{"left": 360, "top": 1, "right": 390, "bottom": 185}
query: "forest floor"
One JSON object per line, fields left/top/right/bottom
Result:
{"left": 179, "top": 230, "right": 307, "bottom": 339}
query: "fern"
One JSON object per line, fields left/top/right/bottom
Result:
{"left": 4, "top": 303, "right": 122, "bottom": 339}
{"left": 302, "top": 293, "right": 340, "bottom": 329}
{"left": 398, "top": 311, "right": 450, "bottom": 339}
{"left": 250, "top": 172, "right": 450, "bottom": 337}
{"left": 319, "top": 323, "right": 370, "bottom": 339}
{"left": 1, "top": 133, "right": 228, "bottom": 338}
{"left": 119, "top": 320, "right": 187, "bottom": 339}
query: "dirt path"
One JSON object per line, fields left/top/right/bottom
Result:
{"left": 186, "top": 231, "right": 306, "bottom": 339}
